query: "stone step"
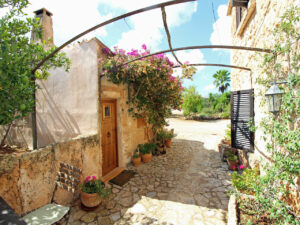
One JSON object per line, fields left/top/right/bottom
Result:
{"left": 102, "top": 167, "right": 125, "bottom": 183}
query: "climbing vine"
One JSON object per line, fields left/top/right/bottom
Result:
{"left": 234, "top": 7, "right": 300, "bottom": 224}
{"left": 100, "top": 45, "right": 196, "bottom": 141}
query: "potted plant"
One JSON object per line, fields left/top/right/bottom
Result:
{"left": 165, "top": 130, "right": 174, "bottom": 148}
{"left": 221, "top": 124, "right": 231, "bottom": 145}
{"left": 139, "top": 143, "right": 155, "bottom": 163}
{"left": 226, "top": 152, "right": 239, "bottom": 170}
{"left": 132, "top": 148, "right": 141, "bottom": 166}
{"left": 80, "top": 176, "right": 110, "bottom": 208}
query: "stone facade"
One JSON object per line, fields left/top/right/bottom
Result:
{"left": 227, "top": 0, "right": 299, "bottom": 166}
{"left": 0, "top": 135, "right": 100, "bottom": 215}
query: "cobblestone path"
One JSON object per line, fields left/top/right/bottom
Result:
{"left": 66, "top": 118, "right": 231, "bottom": 225}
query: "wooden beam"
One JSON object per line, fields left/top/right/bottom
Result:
{"left": 123, "top": 45, "right": 272, "bottom": 66}
{"left": 173, "top": 63, "right": 251, "bottom": 71}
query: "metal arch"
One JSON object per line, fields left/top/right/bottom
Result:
{"left": 173, "top": 63, "right": 251, "bottom": 71}
{"left": 31, "top": 0, "right": 196, "bottom": 74}
{"left": 122, "top": 45, "right": 271, "bottom": 66}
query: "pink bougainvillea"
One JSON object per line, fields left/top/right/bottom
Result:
{"left": 99, "top": 44, "right": 196, "bottom": 141}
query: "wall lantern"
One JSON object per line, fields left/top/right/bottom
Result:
{"left": 231, "top": 0, "right": 249, "bottom": 7}
{"left": 265, "top": 84, "right": 284, "bottom": 116}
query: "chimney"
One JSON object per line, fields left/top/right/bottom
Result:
{"left": 31, "top": 8, "right": 54, "bottom": 46}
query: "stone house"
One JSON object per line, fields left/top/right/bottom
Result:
{"left": 0, "top": 8, "right": 149, "bottom": 215}
{"left": 227, "top": 0, "right": 299, "bottom": 166}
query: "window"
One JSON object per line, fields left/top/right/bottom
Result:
{"left": 236, "top": 7, "right": 243, "bottom": 29}
{"left": 231, "top": 89, "right": 254, "bottom": 152}
{"left": 233, "top": 0, "right": 249, "bottom": 29}
{"left": 102, "top": 104, "right": 112, "bottom": 120}
{"left": 105, "top": 106, "right": 110, "bottom": 117}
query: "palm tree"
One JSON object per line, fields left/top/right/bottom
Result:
{"left": 212, "top": 70, "right": 231, "bottom": 94}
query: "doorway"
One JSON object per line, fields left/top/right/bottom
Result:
{"left": 101, "top": 99, "right": 118, "bottom": 176}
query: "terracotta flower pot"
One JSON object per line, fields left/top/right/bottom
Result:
{"left": 165, "top": 139, "right": 172, "bottom": 148}
{"left": 133, "top": 157, "right": 141, "bottom": 166}
{"left": 227, "top": 160, "right": 239, "bottom": 171}
{"left": 80, "top": 191, "right": 101, "bottom": 208}
{"left": 141, "top": 153, "right": 152, "bottom": 163}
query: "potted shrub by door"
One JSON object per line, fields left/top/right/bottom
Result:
{"left": 132, "top": 148, "right": 141, "bottom": 166}
{"left": 80, "top": 176, "right": 111, "bottom": 208}
{"left": 165, "top": 130, "right": 174, "bottom": 148}
{"left": 139, "top": 143, "right": 155, "bottom": 163}
{"left": 226, "top": 152, "right": 239, "bottom": 171}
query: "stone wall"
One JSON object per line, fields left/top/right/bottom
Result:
{"left": 0, "top": 134, "right": 101, "bottom": 216}
{"left": 228, "top": 0, "right": 299, "bottom": 165}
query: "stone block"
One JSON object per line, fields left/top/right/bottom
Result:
{"left": 18, "top": 146, "right": 55, "bottom": 214}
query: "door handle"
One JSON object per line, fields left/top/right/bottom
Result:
{"left": 107, "top": 132, "right": 111, "bottom": 138}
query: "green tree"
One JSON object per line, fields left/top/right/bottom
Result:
{"left": 0, "top": 0, "right": 70, "bottom": 147}
{"left": 182, "top": 86, "right": 203, "bottom": 116}
{"left": 212, "top": 69, "right": 231, "bottom": 93}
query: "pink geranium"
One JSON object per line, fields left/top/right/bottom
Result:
{"left": 239, "top": 165, "right": 245, "bottom": 169}
{"left": 85, "top": 176, "right": 91, "bottom": 182}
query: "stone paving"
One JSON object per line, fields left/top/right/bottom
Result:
{"left": 62, "top": 118, "right": 231, "bottom": 225}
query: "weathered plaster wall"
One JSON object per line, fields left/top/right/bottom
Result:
{"left": 36, "top": 39, "right": 100, "bottom": 148}
{"left": 228, "top": 0, "right": 299, "bottom": 165}
{"left": 0, "top": 134, "right": 100, "bottom": 216}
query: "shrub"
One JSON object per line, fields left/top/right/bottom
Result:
{"left": 138, "top": 143, "right": 156, "bottom": 155}
{"left": 231, "top": 168, "right": 259, "bottom": 194}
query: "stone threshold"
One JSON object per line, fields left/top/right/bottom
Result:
{"left": 102, "top": 167, "right": 125, "bottom": 183}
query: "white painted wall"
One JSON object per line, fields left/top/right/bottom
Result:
{"left": 36, "top": 39, "right": 99, "bottom": 148}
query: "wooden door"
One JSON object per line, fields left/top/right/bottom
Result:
{"left": 101, "top": 100, "right": 118, "bottom": 176}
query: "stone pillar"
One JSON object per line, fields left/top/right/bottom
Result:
{"left": 31, "top": 8, "right": 54, "bottom": 46}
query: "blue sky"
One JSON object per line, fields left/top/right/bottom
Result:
{"left": 23, "top": 0, "right": 231, "bottom": 97}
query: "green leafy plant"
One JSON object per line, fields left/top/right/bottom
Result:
{"left": 226, "top": 152, "right": 238, "bottom": 162}
{"left": 156, "top": 130, "right": 167, "bottom": 142}
{"left": 232, "top": 7, "right": 300, "bottom": 224}
{"left": 0, "top": 0, "right": 70, "bottom": 148}
{"left": 138, "top": 143, "right": 156, "bottom": 155}
{"left": 80, "top": 176, "right": 110, "bottom": 198}
{"left": 182, "top": 88, "right": 230, "bottom": 118}
{"left": 100, "top": 45, "right": 196, "bottom": 141}
{"left": 182, "top": 86, "right": 203, "bottom": 116}
{"left": 224, "top": 124, "right": 231, "bottom": 142}
{"left": 165, "top": 130, "right": 174, "bottom": 140}
{"left": 133, "top": 148, "right": 140, "bottom": 158}
{"left": 231, "top": 168, "right": 259, "bottom": 194}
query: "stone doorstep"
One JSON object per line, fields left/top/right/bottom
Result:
{"left": 102, "top": 167, "right": 125, "bottom": 183}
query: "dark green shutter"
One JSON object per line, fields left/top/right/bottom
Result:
{"left": 231, "top": 89, "right": 254, "bottom": 152}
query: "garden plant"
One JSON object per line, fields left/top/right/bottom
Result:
{"left": 100, "top": 45, "right": 196, "bottom": 142}
{"left": 232, "top": 6, "right": 300, "bottom": 224}
{"left": 0, "top": 0, "right": 70, "bottom": 149}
